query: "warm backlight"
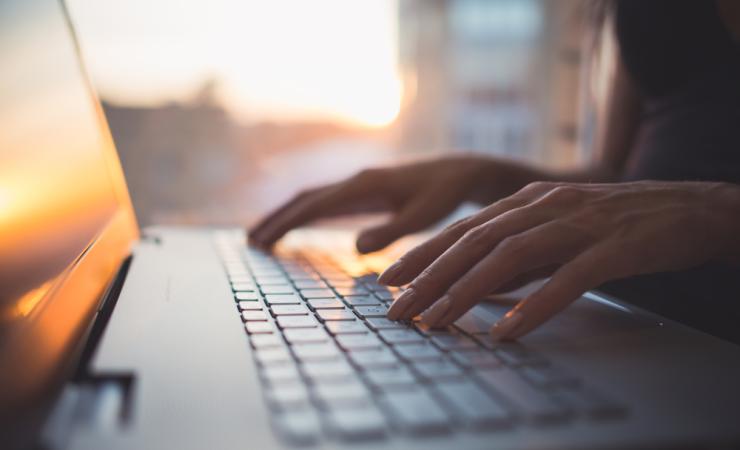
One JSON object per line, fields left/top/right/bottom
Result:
{"left": 68, "top": 0, "right": 402, "bottom": 128}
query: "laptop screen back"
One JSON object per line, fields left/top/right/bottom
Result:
{"left": 0, "top": 0, "right": 137, "bottom": 413}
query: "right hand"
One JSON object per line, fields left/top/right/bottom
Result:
{"left": 249, "top": 155, "right": 537, "bottom": 254}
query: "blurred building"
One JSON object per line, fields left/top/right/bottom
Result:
{"left": 397, "top": 0, "right": 584, "bottom": 168}
{"left": 103, "top": 83, "right": 245, "bottom": 225}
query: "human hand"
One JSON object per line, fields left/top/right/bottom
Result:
{"left": 381, "top": 181, "right": 740, "bottom": 340}
{"left": 249, "top": 155, "right": 530, "bottom": 253}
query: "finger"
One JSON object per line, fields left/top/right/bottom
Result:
{"left": 379, "top": 191, "right": 536, "bottom": 286}
{"left": 386, "top": 203, "right": 555, "bottom": 321}
{"left": 494, "top": 241, "right": 628, "bottom": 341}
{"left": 252, "top": 183, "right": 359, "bottom": 248}
{"left": 249, "top": 186, "right": 327, "bottom": 245}
{"left": 355, "top": 180, "right": 470, "bottom": 254}
{"left": 418, "top": 221, "right": 591, "bottom": 327}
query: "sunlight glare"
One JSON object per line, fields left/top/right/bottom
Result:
{"left": 68, "top": 0, "right": 401, "bottom": 128}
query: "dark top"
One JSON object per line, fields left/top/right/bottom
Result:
{"left": 599, "top": 0, "right": 740, "bottom": 344}
{"left": 615, "top": 0, "right": 740, "bottom": 183}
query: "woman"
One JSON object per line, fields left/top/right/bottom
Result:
{"left": 250, "top": 0, "right": 740, "bottom": 342}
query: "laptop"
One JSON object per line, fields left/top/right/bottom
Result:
{"left": 3, "top": 1, "right": 740, "bottom": 449}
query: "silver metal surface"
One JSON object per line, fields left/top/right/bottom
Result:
{"left": 70, "top": 227, "right": 740, "bottom": 450}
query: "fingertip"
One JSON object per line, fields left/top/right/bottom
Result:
{"left": 355, "top": 233, "right": 378, "bottom": 254}
{"left": 489, "top": 310, "right": 524, "bottom": 342}
{"left": 377, "top": 260, "right": 403, "bottom": 285}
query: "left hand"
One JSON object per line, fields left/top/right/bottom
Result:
{"left": 380, "top": 181, "right": 740, "bottom": 340}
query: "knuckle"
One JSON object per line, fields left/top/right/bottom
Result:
{"left": 444, "top": 216, "right": 474, "bottom": 236}
{"left": 460, "top": 224, "right": 490, "bottom": 247}
{"left": 521, "top": 181, "right": 556, "bottom": 194}
{"left": 496, "top": 234, "right": 528, "bottom": 258}
{"left": 542, "top": 185, "right": 583, "bottom": 204}
{"left": 354, "top": 167, "right": 382, "bottom": 183}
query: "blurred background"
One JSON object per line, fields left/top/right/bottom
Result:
{"left": 66, "top": 0, "right": 590, "bottom": 227}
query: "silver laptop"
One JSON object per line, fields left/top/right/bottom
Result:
{"left": 3, "top": 1, "right": 740, "bottom": 449}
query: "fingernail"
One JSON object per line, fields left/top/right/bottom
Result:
{"left": 378, "top": 260, "right": 403, "bottom": 285}
{"left": 489, "top": 310, "right": 524, "bottom": 342}
{"left": 420, "top": 295, "right": 452, "bottom": 326}
{"left": 387, "top": 288, "right": 416, "bottom": 320}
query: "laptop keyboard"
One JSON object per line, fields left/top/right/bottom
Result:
{"left": 214, "top": 232, "right": 626, "bottom": 445}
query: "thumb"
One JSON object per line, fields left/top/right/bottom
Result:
{"left": 356, "top": 222, "right": 406, "bottom": 254}
{"left": 355, "top": 182, "right": 467, "bottom": 254}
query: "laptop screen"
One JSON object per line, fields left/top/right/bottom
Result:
{"left": 0, "top": 0, "right": 128, "bottom": 319}
{"left": 0, "top": 0, "right": 138, "bottom": 413}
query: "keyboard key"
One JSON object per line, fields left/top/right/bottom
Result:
{"left": 228, "top": 274, "right": 253, "bottom": 283}
{"left": 255, "top": 275, "right": 290, "bottom": 285}
{"left": 325, "top": 278, "right": 357, "bottom": 288}
{"left": 336, "top": 334, "right": 383, "bottom": 351}
{"left": 302, "top": 361, "right": 355, "bottom": 381}
{"left": 394, "top": 343, "right": 444, "bottom": 361}
{"left": 414, "top": 323, "right": 456, "bottom": 336}
{"left": 363, "top": 366, "right": 417, "bottom": 390}
{"left": 242, "top": 310, "right": 268, "bottom": 321}
{"left": 325, "top": 405, "right": 387, "bottom": 441}
{"left": 250, "top": 334, "right": 284, "bottom": 349}
{"left": 292, "top": 343, "right": 341, "bottom": 362}
{"left": 344, "top": 295, "right": 382, "bottom": 307}
{"left": 365, "top": 318, "right": 405, "bottom": 330}
{"left": 238, "top": 301, "right": 263, "bottom": 311}
{"left": 380, "top": 389, "right": 451, "bottom": 434}
{"left": 475, "top": 368, "right": 571, "bottom": 423}
{"left": 354, "top": 305, "right": 388, "bottom": 319}
{"left": 277, "top": 315, "right": 318, "bottom": 328}
{"left": 261, "top": 365, "right": 301, "bottom": 384}
{"left": 283, "top": 328, "right": 330, "bottom": 344}
{"left": 264, "top": 294, "right": 302, "bottom": 305}
{"left": 412, "top": 359, "right": 464, "bottom": 380}
{"left": 261, "top": 285, "right": 296, "bottom": 295}
{"left": 235, "top": 291, "right": 260, "bottom": 301}
{"left": 322, "top": 274, "right": 353, "bottom": 284}
{"left": 374, "top": 291, "right": 395, "bottom": 301}
{"left": 272, "top": 410, "right": 321, "bottom": 446}
{"left": 286, "top": 271, "right": 321, "bottom": 282}
{"left": 271, "top": 304, "right": 309, "bottom": 316}
{"left": 312, "top": 380, "right": 371, "bottom": 407}
{"left": 246, "top": 322, "right": 274, "bottom": 334}
{"left": 378, "top": 329, "right": 425, "bottom": 345}
{"left": 348, "top": 349, "right": 399, "bottom": 368}
{"left": 431, "top": 334, "right": 479, "bottom": 351}
{"left": 251, "top": 269, "right": 283, "bottom": 278}
{"left": 434, "top": 380, "right": 513, "bottom": 429}
{"left": 335, "top": 286, "right": 369, "bottom": 296}
{"left": 307, "top": 298, "right": 345, "bottom": 309}
{"left": 254, "top": 348, "right": 293, "bottom": 365}
{"left": 316, "top": 309, "right": 356, "bottom": 321}
{"left": 265, "top": 383, "right": 310, "bottom": 409}
{"left": 232, "top": 283, "right": 257, "bottom": 293}
{"left": 293, "top": 279, "right": 328, "bottom": 289}
{"left": 300, "top": 288, "right": 336, "bottom": 299}
{"left": 454, "top": 310, "right": 492, "bottom": 335}
{"left": 451, "top": 350, "right": 502, "bottom": 369}
{"left": 325, "top": 321, "right": 370, "bottom": 335}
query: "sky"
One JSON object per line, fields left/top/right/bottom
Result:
{"left": 66, "top": 0, "right": 402, "bottom": 128}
